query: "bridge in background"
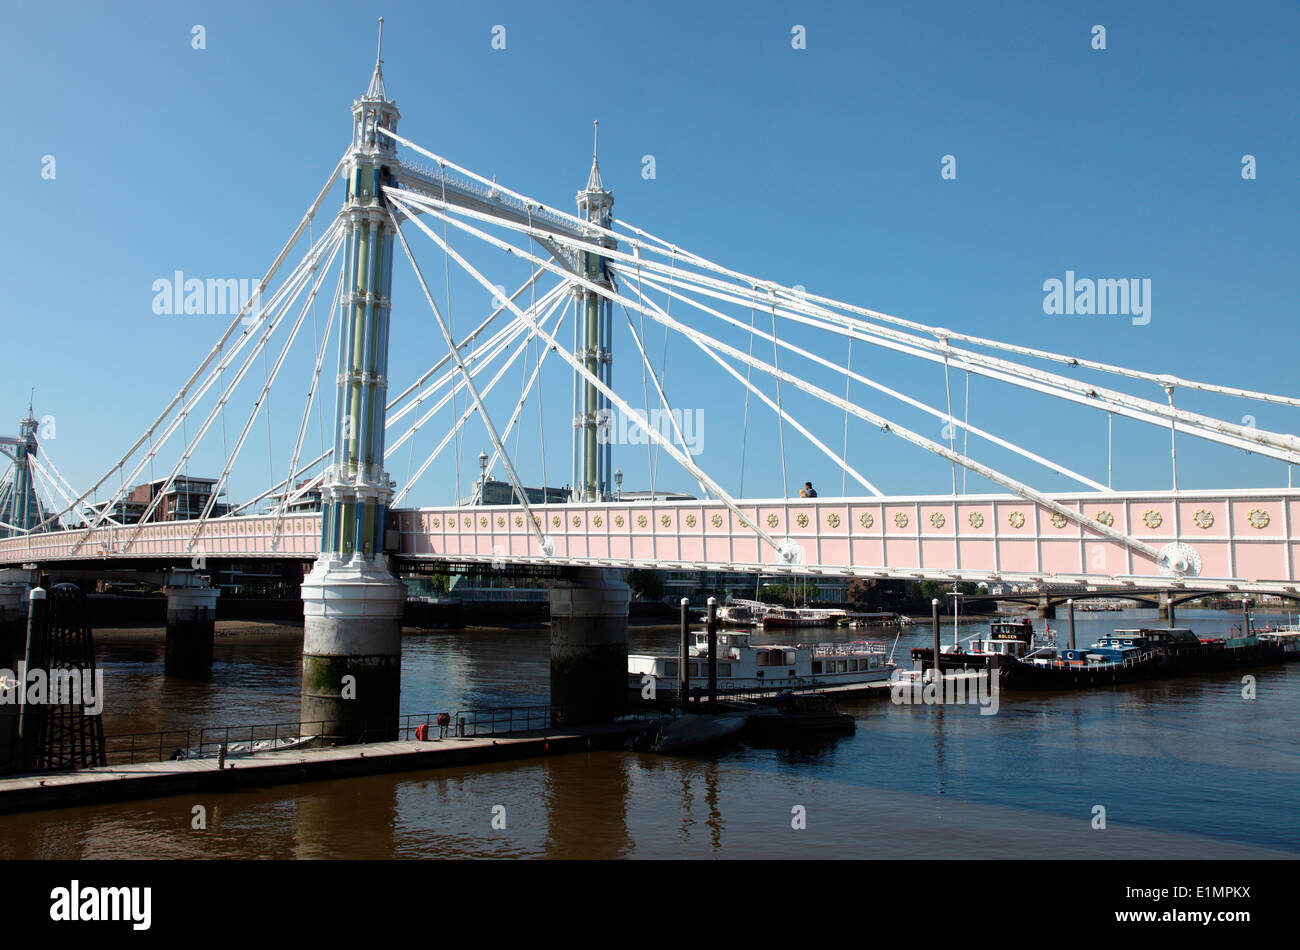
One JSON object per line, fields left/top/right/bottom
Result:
{"left": 3, "top": 20, "right": 1297, "bottom": 734}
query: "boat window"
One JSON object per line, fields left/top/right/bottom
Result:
{"left": 663, "top": 661, "right": 679, "bottom": 678}
{"left": 837, "top": 660, "right": 848, "bottom": 673}
{"left": 785, "top": 651, "right": 797, "bottom": 666}
{"left": 812, "top": 661, "right": 823, "bottom": 674}
{"left": 689, "top": 662, "right": 700, "bottom": 677}
{"left": 719, "top": 662, "right": 731, "bottom": 677}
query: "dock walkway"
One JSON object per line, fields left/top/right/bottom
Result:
{"left": 0, "top": 722, "right": 643, "bottom": 815}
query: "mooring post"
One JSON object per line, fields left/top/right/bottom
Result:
{"left": 1242, "top": 598, "right": 1252, "bottom": 639}
{"left": 17, "top": 587, "right": 46, "bottom": 771}
{"left": 706, "top": 596, "right": 718, "bottom": 711}
{"left": 1067, "top": 598, "right": 1076, "bottom": 651}
{"left": 931, "top": 597, "right": 941, "bottom": 686}
{"left": 679, "top": 597, "right": 690, "bottom": 711}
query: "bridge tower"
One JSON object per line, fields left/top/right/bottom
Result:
{"left": 572, "top": 125, "right": 616, "bottom": 502}
{"left": 299, "top": 22, "right": 406, "bottom": 739}
{"left": 549, "top": 136, "right": 629, "bottom": 726}
{"left": 0, "top": 407, "right": 45, "bottom": 539}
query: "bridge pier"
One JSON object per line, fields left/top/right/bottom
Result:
{"left": 1036, "top": 594, "right": 1056, "bottom": 619}
{"left": 300, "top": 558, "right": 405, "bottom": 742}
{"left": 548, "top": 567, "right": 630, "bottom": 726}
{"left": 1158, "top": 591, "right": 1174, "bottom": 624}
{"left": 164, "top": 573, "right": 219, "bottom": 679}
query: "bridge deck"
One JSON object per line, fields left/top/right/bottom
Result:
{"left": 2, "top": 490, "right": 1297, "bottom": 593}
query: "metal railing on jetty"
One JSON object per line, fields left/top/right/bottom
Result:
{"left": 99, "top": 705, "right": 671, "bottom": 766}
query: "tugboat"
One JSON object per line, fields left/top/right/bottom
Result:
{"left": 910, "top": 617, "right": 1051, "bottom": 673}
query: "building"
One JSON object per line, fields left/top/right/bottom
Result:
{"left": 458, "top": 478, "right": 571, "bottom": 507}
{"left": 116, "top": 476, "right": 231, "bottom": 523}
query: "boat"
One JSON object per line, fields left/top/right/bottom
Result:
{"left": 744, "top": 693, "right": 855, "bottom": 737}
{"left": 628, "top": 628, "right": 897, "bottom": 695}
{"left": 842, "top": 611, "right": 912, "bottom": 628}
{"left": 910, "top": 617, "right": 1051, "bottom": 673}
{"left": 993, "top": 625, "right": 1286, "bottom": 690}
{"left": 713, "top": 598, "right": 767, "bottom": 627}
{"left": 648, "top": 711, "right": 750, "bottom": 753}
{"left": 1256, "top": 626, "right": 1300, "bottom": 662}
{"left": 170, "top": 735, "right": 318, "bottom": 760}
{"left": 761, "top": 605, "right": 850, "bottom": 629}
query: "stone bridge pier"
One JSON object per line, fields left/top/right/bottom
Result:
{"left": 547, "top": 567, "right": 630, "bottom": 726}
{"left": 164, "top": 572, "right": 220, "bottom": 679}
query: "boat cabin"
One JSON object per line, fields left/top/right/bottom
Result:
{"left": 1097, "top": 628, "right": 1201, "bottom": 651}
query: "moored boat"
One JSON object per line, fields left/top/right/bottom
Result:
{"left": 628, "top": 628, "right": 896, "bottom": 694}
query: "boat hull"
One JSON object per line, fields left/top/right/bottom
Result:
{"left": 992, "top": 652, "right": 1160, "bottom": 690}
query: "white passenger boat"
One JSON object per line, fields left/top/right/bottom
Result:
{"left": 628, "top": 628, "right": 897, "bottom": 692}
{"left": 712, "top": 597, "right": 849, "bottom": 629}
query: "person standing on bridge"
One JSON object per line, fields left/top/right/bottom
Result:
{"left": 799, "top": 482, "right": 817, "bottom": 498}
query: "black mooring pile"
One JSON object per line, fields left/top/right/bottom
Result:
{"left": 23, "top": 583, "right": 106, "bottom": 771}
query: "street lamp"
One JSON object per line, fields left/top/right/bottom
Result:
{"left": 614, "top": 467, "right": 622, "bottom": 501}
{"left": 478, "top": 450, "right": 488, "bottom": 505}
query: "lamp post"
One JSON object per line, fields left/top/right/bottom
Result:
{"left": 478, "top": 449, "right": 488, "bottom": 505}
{"left": 614, "top": 467, "right": 622, "bottom": 501}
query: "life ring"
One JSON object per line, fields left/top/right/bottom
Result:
{"left": 415, "top": 723, "right": 429, "bottom": 741}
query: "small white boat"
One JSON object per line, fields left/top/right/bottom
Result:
{"left": 172, "top": 735, "right": 317, "bottom": 760}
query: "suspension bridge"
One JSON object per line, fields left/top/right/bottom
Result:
{"left": 2, "top": 21, "right": 1297, "bottom": 729}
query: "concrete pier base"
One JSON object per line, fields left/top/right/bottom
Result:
{"left": 300, "top": 557, "right": 405, "bottom": 743}
{"left": 164, "top": 575, "right": 219, "bottom": 679}
{"left": 548, "top": 567, "right": 630, "bottom": 727}
{"left": 1036, "top": 594, "right": 1056, "bottom": 619}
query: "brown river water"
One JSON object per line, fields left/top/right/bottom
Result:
{"left": 0, "top": 608, "right": 1296, "bottom": 859}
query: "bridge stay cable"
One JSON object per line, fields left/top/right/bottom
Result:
{"left": 482, "top": 298, "right": 574, "bottom": 492}
{"left": 272, "top": 260, "right": 346, "bottom": 549}
{"left": 42, "top": 153, "right": 348, "bottom": 536}
{"left": 623, "top": 266, "right": 1106, "bottom": 493}
{"left": 375, "top": 127, "right": 1297, "bottom": 414}
{"left": 65, "top": 218, "right": 344, "bottom": 549}
{"left": 111, "top": 223, "right": 343, "bottom": 550}
{"left": 393, "top": 287, "right": 570, "bottom": 506}
{"left": 620, "top": 270, "right": 883, "bottom": 497}
{"left": 399, "top": 197, "right": 1165, "bottom": 564}
{"left": 386, "top": 169, "right": 1297, "bottom": 463}
{"left": 180, "top": 227, "right": 347, "bottom": 551}
{"left": 388, "top": 204, "right": 550, "bottom": 552}
{"left": 565, "top": 226, "right": 1300, "bottom": 459}
{"left": 387, "top": 192, "right": 795, "bottom": 561}
{"left": 384, "top": 283, "right": 569, "bottom": 464}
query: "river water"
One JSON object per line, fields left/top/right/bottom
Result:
{"left": 1, "top": 608, "right": 1296, "bottom": 859}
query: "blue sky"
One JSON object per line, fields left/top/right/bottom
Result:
{"left": 2, "top": 0, "right": 1297, "bottom": 512}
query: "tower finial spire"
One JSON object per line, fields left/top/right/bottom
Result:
{"left": 366, "top": 16, "right": 388, "bottom": 99}
{"left": 585, "top": 119, "right": 604, "bottom": 193}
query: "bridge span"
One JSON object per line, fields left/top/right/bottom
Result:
{"left": 3, "top": 491, "right": 1297, "bottom": 596}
